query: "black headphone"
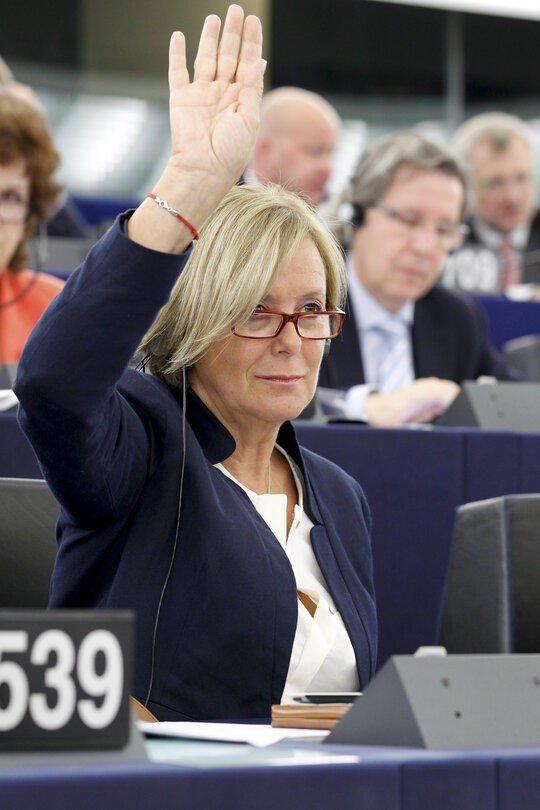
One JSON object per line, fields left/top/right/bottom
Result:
{"left": 351, "top": 203, "right": 365, "bottom": 229}
{"left": 144, "top": 364, "right": 187, "bottom": 708}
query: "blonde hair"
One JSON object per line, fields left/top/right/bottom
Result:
{"left": 140, "top": 184, "right": 346, "bottom": 387}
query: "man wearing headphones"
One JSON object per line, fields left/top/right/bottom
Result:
{"left": 318, "top": 131, "right": 516, "bottom": 427}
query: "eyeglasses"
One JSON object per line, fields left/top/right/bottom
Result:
{"left": 0, "top": 194, "right": 31, "bottom": 225}
{"left": 233, "top": 310, "right": 345, "bottom": 340}
{"left": 374, "top": 201, "right": 469, "bottom": 250}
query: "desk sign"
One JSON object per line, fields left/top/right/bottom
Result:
{"left": 0, "top": 610, "right": 133, "bottom": 750}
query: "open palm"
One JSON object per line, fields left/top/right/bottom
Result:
{"left": 168, "top": 6, "right": 264, "bottom": 187}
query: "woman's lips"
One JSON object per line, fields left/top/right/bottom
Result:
{"left": 257, "top": 375, "right": 303, "bottom": 384}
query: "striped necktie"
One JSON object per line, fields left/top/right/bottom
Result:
{"left": 499, "top": 238, "right": 522, "bottom": 289}
{"left": 374, "top": 320, "right": 414, "bottom": 393}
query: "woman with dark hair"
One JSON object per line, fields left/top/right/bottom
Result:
{"left": 0, "top": 93, "right": 64, "bottom": 365}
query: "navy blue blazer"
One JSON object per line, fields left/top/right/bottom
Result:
{"left": 319, "top": 284, "right": 516, "bottom": 390}
{"left": 15, "top": 216, "right": 377, "bottom": 722}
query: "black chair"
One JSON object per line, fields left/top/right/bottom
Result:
{"left": 0, "top": 477, "right": 58, "bottom": 608}
{"left": 438, "top": 494, "right": 540, "bottom": 654}
{"left": 503, "top": 334, "right": 540, "bottom": 381}
{"left": 0, "top": 364, "right": 17, "bottom": 389}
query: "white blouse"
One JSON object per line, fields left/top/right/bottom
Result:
{"left": 215, "top": 446, "right": 359, "bottom": 703}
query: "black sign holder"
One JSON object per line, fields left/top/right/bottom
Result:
{"left": 0, "top": 713, "right": 148, "bottom": 767}
{"left": 0, "top": 609, "right": 148, "bottom": 764}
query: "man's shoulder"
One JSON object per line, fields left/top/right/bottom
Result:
{"left": 418, "top": 283, "right": 476, "bottom": 315}
{"left": 528, "top": 209, "right": 540, "bottom": 234}
{"left": 415, "top": 285, "right": 482, "bottom": 338}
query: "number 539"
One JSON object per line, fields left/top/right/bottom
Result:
{"left": 0, "top": 629, "right": 123, "bottom": 732}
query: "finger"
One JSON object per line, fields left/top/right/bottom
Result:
{"left": 235, "top": 14, "right": 263, "bottom": 84}
{"left": 239, "top": 56, "right": 266, "bottom": 93}
{"left": 168, "top": 31, "right": 189, "bottom": 92}
{"left": 216, "top": 4, "right": 245, "bottom": 81}
{"left": 193, "top": 13, "right": 221, "bottom": 82}
{"left": 235, "top": 59, "right": 265, "bottom": 133}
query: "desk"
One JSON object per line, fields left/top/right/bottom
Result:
{"left": 472, "top": 294, "right": 540, "bottom": 351}
{"left": 2, "top": 735, "right": 540, "bottom": 809}
{"left": 5, "top": 414, "right": 540, "bottom": 668}
{"left": 295, "top": 423, "right": 540, "bottom": 667}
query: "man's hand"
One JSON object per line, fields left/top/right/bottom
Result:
{"left": 365, "top": 378, "right": 460, "bottom": 427}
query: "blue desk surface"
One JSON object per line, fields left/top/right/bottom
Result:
{"left": 472, "top": 294, "right": 540, "bottom": 351}
{"left": 2, "top": 735, "right": 540, "bottom": 810}
{"left": 4, "top": 414, "right": 540, "bottom": 669}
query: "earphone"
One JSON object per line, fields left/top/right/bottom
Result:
{"left": 143, "top": 360, "right": 188, "bottom": 708}
{"left": 351, "top": 203, "right": 365, "bottom": 229}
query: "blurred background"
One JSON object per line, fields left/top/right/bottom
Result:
{"left": 2, "top": 0, "right": 540, "bottom": 221}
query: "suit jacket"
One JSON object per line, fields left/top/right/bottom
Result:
{"left": 15, "top": 214, "right": 377, "bottom": 722}
{"left": 463, "top": 210, "right": 540, "bottom": 286}
{"left": 319, "top": 284, "right": 515, "bottom": 389}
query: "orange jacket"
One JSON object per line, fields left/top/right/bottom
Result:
{"left": 0, "top": 269, "right": 65, "bottom": 365}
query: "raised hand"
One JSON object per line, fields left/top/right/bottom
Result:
{"left": 129, "top": 5, "right": 265, "bottom": 253}
{"left": 168, "top": 5, "right": 264, "bottom": 186}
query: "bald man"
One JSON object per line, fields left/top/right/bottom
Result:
{"left": 245, "top": 87, "right": 341, "bottom": 206}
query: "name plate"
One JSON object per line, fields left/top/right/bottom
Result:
{"left": 0, "top": 610, "right": 133, "bottom": 750}
{"left": 441, "top": 247, "right": 501, "bottom": 294}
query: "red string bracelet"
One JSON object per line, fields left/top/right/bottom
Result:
{"left": 147, "top": 193, "right": 200, "bottom": 240}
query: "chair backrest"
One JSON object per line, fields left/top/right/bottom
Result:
{"left": 0, "top": 363, "right": 17, "bottom": 389}
{"left": 503, "top": 334, "right": 540, "bottom": 381}
{"left": 0, "top": 477, "right": 59, "bottom": 608}
{"left": 438, "top": 493, "right": 540, "bottom": 654}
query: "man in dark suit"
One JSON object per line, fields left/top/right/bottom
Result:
{"left": 318, "top": 131, "right": 515, "bottom": 427}
{"left": 442, "top": 113, "right": 540, "bottom": 295}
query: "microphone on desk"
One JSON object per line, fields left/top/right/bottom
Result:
{"left": 434, "top": 379, "right": 540, "bottom": 431}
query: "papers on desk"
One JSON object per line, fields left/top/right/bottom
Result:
{"left": 0, "top": 389, "right": 18, "bottom": 412}
{"left": 506, "top": 283, "right": 539, "bottom": 301}
{"left": 139, "top": 721, "right": 329, "bottom": 748}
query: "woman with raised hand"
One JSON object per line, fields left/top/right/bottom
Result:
{"left": 16, "top": 6, "right": 376, "bottom": 721}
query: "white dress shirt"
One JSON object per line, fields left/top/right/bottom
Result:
{"left": 215, "top": 445, "right": 359, "bottom": 702}
{"left": 472, "top": 216, "right": 530, "bottom": 253}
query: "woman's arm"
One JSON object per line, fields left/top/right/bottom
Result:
{"left": 15, "top": 6, "right": 265, "bottom": 519}
{"left": 129, "top": 6, "right": 264, "bottom": 253}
